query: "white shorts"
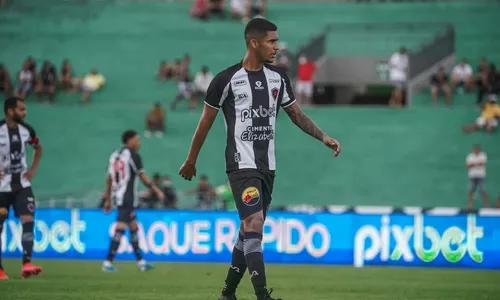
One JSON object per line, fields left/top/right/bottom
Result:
{"left": 296, "top": 80, "right": 313, "bottom": 97}
{"left": 476, "top": 117, "right": 498, "bottom": 128}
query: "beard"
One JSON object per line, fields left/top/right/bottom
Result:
{"left": 12, "top": 114, "right": 23, "bottom": 123}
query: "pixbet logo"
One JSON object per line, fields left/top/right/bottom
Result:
{"left": 353, "top": 214, "right": 484, "bottom": 267}
{"left": 241, "top": 105, "right": 276, "bottom": 122}
{"left": 1, "top": 210, "right": 86, "bottom": 254}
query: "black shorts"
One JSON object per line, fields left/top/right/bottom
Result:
{"left": 116, "top": 207, "right": 137, "bottom": 224}
{"left": 228, "top": 169, "right": 275, "bottom": 220}
{"left": 0, "top": 187, "right": 36, "bottom": 219}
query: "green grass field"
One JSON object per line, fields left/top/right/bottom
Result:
{"left": 1, "top": 259, "right": 499, "bottom": 300}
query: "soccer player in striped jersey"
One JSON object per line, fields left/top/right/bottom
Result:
{"left": 0, "top": 96, "right": 43, "bottom": 280}
{"left": 102, "top": 130, "right": 164, "bottom": 272}
{"left": 179, "top": 19, "right": 341, "bottom": 300}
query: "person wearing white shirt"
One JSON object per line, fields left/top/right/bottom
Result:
{"left": 451, "top": 59, "right": 474, "bottom": 92}
{"left": 388, "top": 47, "right": 408, "bottom": 108}
{"left": 194, "top": 66, "right": 214, "bottom": 97}
{"left": 465, "top": 144, "right": 489, "bottom": 209}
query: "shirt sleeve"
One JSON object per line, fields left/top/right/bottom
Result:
{"left": 204, "top": 72, "right": 230, "bottom": 110}
{"left": 466, "top": 155, "right": 472, "bottom": 164}
{"left": 130, "top": 151, "right": 144, "bottom": 174}
{"left": 23, "top": 123, "right": 40, "bottom": 148}
{"left": 280, "top": 72, "right": 296, "bottom": 108}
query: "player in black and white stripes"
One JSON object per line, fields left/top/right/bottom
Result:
{"left": 179, "top": 19, "right": 341, "bottom": 300}
{"left": 0, "top": 96, "right": 43, "bottom": 280}
{"left": 102, "top": 130, "right": 164, "bottom": 272}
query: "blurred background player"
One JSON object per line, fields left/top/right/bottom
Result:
{"left": 102, "top": 130, "right": 164, "bottom": 272}
{"left": 0, "top": 96, "right": 43, "bottom": 280}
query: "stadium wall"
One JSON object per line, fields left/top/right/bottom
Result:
{"left": 1, "top": 209, "right": 499, "bottom": 270}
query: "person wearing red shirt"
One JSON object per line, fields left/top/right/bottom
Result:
{"left": 296, "top": 55, "right": 316, "bottom": 105}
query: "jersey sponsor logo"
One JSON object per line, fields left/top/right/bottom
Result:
{"left": 234, "top": 80, "right": 247, "bottom": 87}
{"left": 271, "top": 88, "right": 279, "bottom": 101}
{"left": 254, "top": 81, "right": 264, "bottom": 90}
{"left": 12, "top": 135, "right": 19, "bottom": 142}
{"left": 241, "top": 126, "right": 274, "bottom": 141}
{"left": 236, "top": 93, "right": 248, "bottom": 101}
{"left": 241, "top": 105, "right": 276, "bottom": 122}
{"left": 241, "top": 186, "right": 260, "bottom": 206}
{"left": 10, "top": 151, "right": 24, "bottom": 161}
{"left": 268, "top": 78, "right": 280, "bottom": 84}
{"left": 234, "top": 152, "right": 241, "bottom": 163}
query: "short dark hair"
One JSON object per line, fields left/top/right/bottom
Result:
{"left": 4, "top": 96, "right": 23, "bottom": 115}
{"left": 121, "top": 129, "right": 138, "bottom": 144}
{"left": 244, "top": 18, "right": 277, "bottom": 42}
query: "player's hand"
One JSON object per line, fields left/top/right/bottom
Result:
{"left": 179, "top": 161, "right": 197, "bottom": 181}
{"left": 23, "top": 169, "right": 36, "bottom": 181}
{"left": 322, "top": 136, "right": 341, "bottom": 157}
{"left": 103, "top": 200, "right": 112, "bottom": 213}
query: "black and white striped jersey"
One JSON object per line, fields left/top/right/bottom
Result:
{"left": 106, "top": 147, "right": 144, "bottom": 208}
{"left": 0, "top": 120, "right": 39, "bottom": 192}
{"left": 205, "top": 62, "right": 296, "bottom": 172}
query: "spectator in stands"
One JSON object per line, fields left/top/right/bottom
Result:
{"left": 230, "top": 0, "right": 267, "bottom": 22}
{"left": 60, "top": 59, "right": 74, "bottom": 90}
{"left": 35, "top": 61, "right": 57, "bottom": 104}
{"left": 194, "top": 66, "right": 214, "bottom": 98}
{"left": 161, "top": 176, "right": 178, "bottom": 209}
{"left": 296, "top": 55, "right": 316, "bottom": 106}
{"left": 157, "top": 61, "right": 173, "bottom": 81}
{"left": 185, "top": 175, "right": 216, "bottom": 210}
{"left": 0, "top": 64, "right": 11, "bottom": 96}
{"left": 190, "top": 0, "right": 211, "bottom": 20}
{"left": 462, "top": 94, "right": 500, "bottom": 133}
{"left": 475, "top": 57, "right": 489, "bottom": 85}
{"left": 174, "top": 59, "right": 187, "bottom": 81}
{"left": 430, "top": 65, "right": 451, "bottom": 105}
{"left": 275, "top": 44, "right": 290, "bottom": 72}
{"left": 14, "top": 62, "right": 35, "bottom": 98}
{"left": 465, "top": 144, "right": 489, "bottom": 209}
{"left": 388, "top": 47, "right": 408, "bottom": 108}
{"left": 145, "top": 102, "right": 165, "bottom": 138}
{"left": 170, "top": 74, "right": 196, "bottom": 110}
{"left": 209, "top": 0, "right": 225, "bottom": 19}
{"left": 477, "top": 64, "right": 500, "bottom": 104}
{"left": 451, "top": 59, "right": 473, "bottom": 93}
{"left": 73, "top": 68, "right": 106, "bottom": 103}
{"left": 24, "top": 56, "right": 37, "bottom": 74}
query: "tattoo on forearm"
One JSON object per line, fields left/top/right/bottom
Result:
{"left": 284, "top": 104, "right": 325, "bottom": 141}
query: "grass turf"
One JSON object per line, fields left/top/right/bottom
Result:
{"left": 0, "top": 259, "right": 499, "bottom": 300}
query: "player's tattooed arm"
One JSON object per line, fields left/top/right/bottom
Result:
{"left": 284, "top": 102, "right": 326, "bottom": 141}
{"left": 284, "top": 102, "right": 341, "bottom": 157}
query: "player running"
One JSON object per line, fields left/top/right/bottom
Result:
{"left": 179, "top": 19, "right": 341, "bottom": 300}
{"left": 0, "top": 96, "right": 43, "bottom": 280}
{"left": 102, "top": 130, "right": 164, "bottom": 272}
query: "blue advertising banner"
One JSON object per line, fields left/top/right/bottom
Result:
{"left": 1, "top": 209, "right": 499, "bottom": 269}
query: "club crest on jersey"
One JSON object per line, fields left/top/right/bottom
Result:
{"left": 254, "top": 81, "right": 264, "bottom": 90}
{"left": 271, "top": 88, "right": 279, "bottom": 101}
{"left": 241, "top": 186, "right": 260, "bottom": 206}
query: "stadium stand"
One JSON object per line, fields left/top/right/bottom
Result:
{"left": 0, "top": 0, "right": 499, "bottom": 209}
